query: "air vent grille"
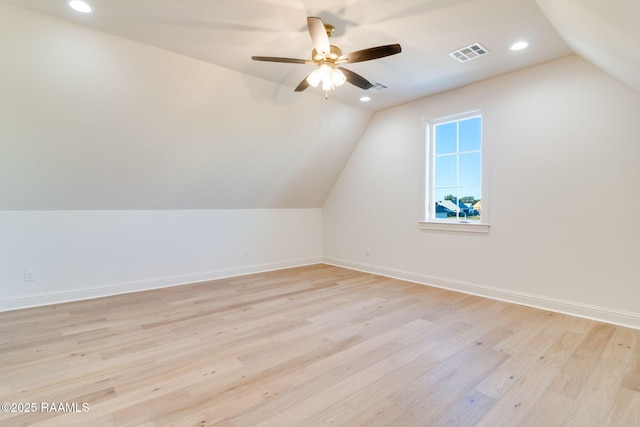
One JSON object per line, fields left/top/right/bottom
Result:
{"left": 368, "top": 82, "right": 389, "bottom": 92}
{"left": 449, "top": 43, "right": 489, "bottom": 62}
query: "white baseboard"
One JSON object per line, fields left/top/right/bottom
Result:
{"left": 6, "top": 256, "right": 638, "bottom": 330}
{"left": 323, "top": 257, "right": 640, "bottom": 330}
{"left": 0, "top": 257, "right": 322, "bottom": 313}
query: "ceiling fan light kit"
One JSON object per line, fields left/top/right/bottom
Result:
{"left": 252, "top": 16, "right": 401, "bottom": 99}
{"left": 306, "top": 65, "right": 346, "bottom": 93}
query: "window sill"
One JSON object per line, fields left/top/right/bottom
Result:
{"left": 419, "top": 221, "right": 490, "bottom": 234}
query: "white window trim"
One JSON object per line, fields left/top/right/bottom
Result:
{"left": 420, "top": 109, "right": 490, "bottom": 234}
{"left": 419, "top": 220, "right": 490, "bottom": 233}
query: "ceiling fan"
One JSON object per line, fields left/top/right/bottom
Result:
{"left": 252, "top": 17, "right": 401, "bottom": 97}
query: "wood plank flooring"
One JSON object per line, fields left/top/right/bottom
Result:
{"left": 1, "top": 264, "right": 639, "bottom": 426}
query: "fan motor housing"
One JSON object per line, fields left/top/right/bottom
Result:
{"left": 312, "top": 45, "right": 342, "bottom": 62}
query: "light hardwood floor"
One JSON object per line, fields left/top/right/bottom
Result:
{"left": 1, "top": 264, "right": 639, "bottom": 426}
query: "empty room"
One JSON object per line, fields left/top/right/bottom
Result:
{"left": 1, "top": 0, "right": 639, "bottom": 425}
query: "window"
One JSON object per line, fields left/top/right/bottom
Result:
{"left": 422, "top": 111, "right": 489, "bottom": 233}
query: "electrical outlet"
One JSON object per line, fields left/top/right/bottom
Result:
{"left": 365, "top": 247, "right": 371, "bottom": 256}
{"left": 244, "top": 248, "right": 250, "bottom": 258}
{"left": 24, "top": 269, "right": 36, "bottom": 282}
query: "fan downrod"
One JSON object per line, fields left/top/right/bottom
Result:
{"left": 324, "top": 24, "right": 335, "bottom": 38}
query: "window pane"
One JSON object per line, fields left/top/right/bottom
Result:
{"left": 427, "top": 113, "right": 484, "bottom": 224}
{"left": 458, "top": 187, "right": 481, "bottom": 204}
{"left": 458, "top": 187, "right": 481, "bottom": 220}
{"left": 434, "top": 188, "right": 458, "bottom": 219}
{"left": 459, "top": 117, "right": 481, "bottom": 152}
{"left": 459, "top": 152, "right": 481, "bottom": 187}
{"left": 435, "top": 155, "right": 456, "bottom": 187}
{"left": 435, "top": 122, "right": 456, "bottom": 154}
{"left": 435, "top": 187, "right": 457, "bottom": 202}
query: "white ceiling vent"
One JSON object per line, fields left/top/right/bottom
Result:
{"left": 449, "top": 43, "right": 489, "bottom": 62}
{"left": 367, "top": 82, "right": 390, "bottom": 92}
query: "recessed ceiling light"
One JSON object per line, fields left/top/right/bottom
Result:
{"left": 67, "top": 0, "right": 92, "bottom": 13}
{"left": 510, "top": 41, "right": 529, "bottom": 51}
{"left": 360, "top": 96, "right": 371, "bottom": 102}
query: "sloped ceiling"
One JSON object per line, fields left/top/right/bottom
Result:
{"left": 1, "top": 0, "right": 573, "bottom": 111}
{"left": 1, "top": 0, "right": 637, "bottom": 210}
{"left": 535, "top": 0, "right": 640, "bottom": 95}
{"left": 0, "top": 3, "right": 372, "bottom": 209}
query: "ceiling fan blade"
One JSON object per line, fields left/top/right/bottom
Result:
{"left": 295, "top": 76, "right": 311, "bottom": 92}
{"left": 252, "top": 56, "right": 310, "bottom": 64}
{"left": 307, "top": 17, "right": 331, "bottom": 57}
{"left": 338, "top": 67, "right": 374, "bottom": 90}
{"left": 338, "top": 44, "right": 402, "bottom": 64}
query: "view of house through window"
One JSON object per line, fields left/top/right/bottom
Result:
{"left": 428, "top": 113, "right": 482, "bottom": 223}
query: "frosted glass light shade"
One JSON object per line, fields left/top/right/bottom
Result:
{"left": 306, "top": 69, "right": 322, "bottom": 87}
{"left": 306, "top": 64, "right": 345, "bottom": 92}
{"left": 331, "top": 69, "right": 346, "bottom": 87}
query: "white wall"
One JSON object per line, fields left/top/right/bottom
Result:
{"left": 323, "top": 55, "right": 640, "bottom": 328}
{"left": 0, "top": 209, "right": 322, "bottom": 311}
{"left": 0, "top": 4, "right": 334, "bottom": 311}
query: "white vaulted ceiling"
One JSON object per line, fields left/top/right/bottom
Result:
{"left": 535, "top": 0, "right": 640, "bottom": 94}
{"left": 2, "top": 0, "right": 574, "bottom": 111}
{"left": 0, "top": 0, "right": 637, "bottom": 210}
{"left": 0, "top": 2, "right": 372, "bottom": 209}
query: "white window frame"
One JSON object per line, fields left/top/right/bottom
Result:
{"left": 420, "top": 110, "right": 490, "bottom": 233}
